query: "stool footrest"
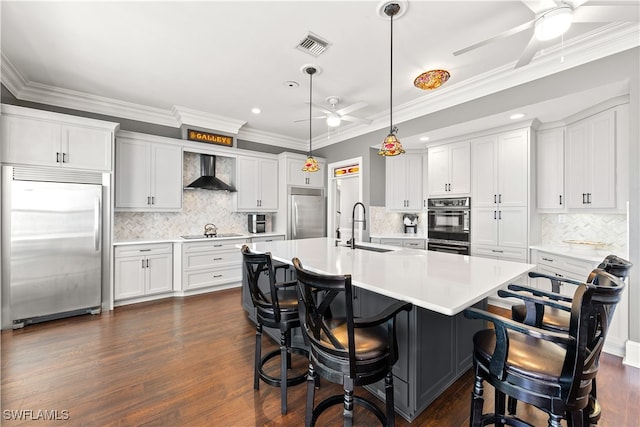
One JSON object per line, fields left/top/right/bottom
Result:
{"left": 258, "top": 347, "right": 308, "bottom": 388}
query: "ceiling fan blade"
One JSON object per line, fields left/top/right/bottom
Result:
{"left": 307, "top": 102, "right": 332, "bottom": 115}
{"left": 515, "top": 34, "right": 540, "bottom": 68}
{"left": 572, "top": 5, "right": 640, "bottom": 22}
{"left": 521, "top": 0, "right": 558, "bottom": 14}
{"left": 336, "top": 101, "right": 368, "bottom": 116}
{"left": 293, "top": 116, "right": 326, "bottom": 123}
{"left": 340, "top": 115, "right": 372, "bottom": 125}
{"left": 453, "top": 19, "right": 535, "bottom": 56}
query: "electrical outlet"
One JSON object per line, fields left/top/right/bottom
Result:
{"left": 558, "top": 214, "right": 566, "bottom": 224}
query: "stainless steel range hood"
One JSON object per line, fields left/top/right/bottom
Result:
{"left": 185, "top": 154, "right": 236, "bottom": 192}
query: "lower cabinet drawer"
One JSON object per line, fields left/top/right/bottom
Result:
{"left": 184, "top": 248, "right": 241, "bottom": 270}
{"left": 183, "top": 266, "right": 242, "bottom": 290}
{"left": 403, "top": 240, "right": 426, "bottom": 250}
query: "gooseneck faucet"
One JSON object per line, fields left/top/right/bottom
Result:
{"left": 351, "top": 202, "right": 366, "bottom": 249}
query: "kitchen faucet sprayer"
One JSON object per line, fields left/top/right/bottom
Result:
{"left": 351, "top": 202, "right": 366, "bottom": 249}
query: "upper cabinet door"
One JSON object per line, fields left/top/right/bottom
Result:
{"left": 566, "top": 109, "right": 616, "bottom": 209}
{"left": 427, "top": 145, "right": 449, "bottom": 196}
{"left": 236, "top": 156, "right": 279, "bottom": 212}
{"left": 471, "top": 135, "right": 498, "bottom": 208}
{"left": 497, "top": 129, "right": 528, "bottom": 207}
{"left": 1, "top": 115, "right": 60, "bottom": 166}
{"left": 448, "top": 141, "right": 471, "bottom": 195}
{"left": 385, "top": 153, "right": 423, "bottom": 211}
{"left": 149, "top": 143, "right": 182, "bottom": 209}
{"left": 63, "top": 125, "right": 113, "bottom": 171}
{"left": 115, "top": 139, "right": 151, "bottom": 209}
{"left": 536, "top": 128, "right": 565, "bottom": 211}
{"left": 257, "top": 158, "right": 279, "bottom": 211}
{"left": 287, "top": 157, "right": 325, "bottom": 187}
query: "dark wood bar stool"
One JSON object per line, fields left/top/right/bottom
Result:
{"left": 241, "top": 245, "right": 307, "bottom": 415}
{"left": 293, "top": 257, "right": 412, "bottom": 427}
{"left": 465, "top": 269, "right": 625, "bottom": 427}
{"left": 502, "top": 254, "right": 632, "bottom": 423}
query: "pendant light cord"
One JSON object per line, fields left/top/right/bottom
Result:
{"left": 309, "top": 70, "right": 313, "bottom": 156}
{"left": 389, "top": 11, "right": 394, "bottom": 134}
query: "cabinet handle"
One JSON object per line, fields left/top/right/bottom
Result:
{"left": 498, "top": 211, "right": 502, "bottom": 220}
{"left": 214, "top": 244, "right": 223, "bottom": 248}
{"left": 213, "top": 274, "right": 223, "bottom": 278}
{"left": 146, "top": 259, "right": 150, "bottom": 268}
{"left": 62, "top": 152, "right": 67, "bottom": 163}
{"left": 448, "top": 183, "right": 451, "bottom": 191}
{"left": 555, "top": 273, "right": 564, "bottom": 278}
{"left": 444, "top": 183, "right": 447, "bottom": 192}
{"left": 494, "top": 211, "right": 497, "bottom": 220}
{"left": 498, "top": 194, "right": 502, "bottom": 203}
{"left": 56, "top": 152, "right": 61, "bottom": 163}
{"left": 139, "top": 249, "right": 151, "bottom": 252}
{"left": 423, "top": 200, "right": 426, "bottom": 208}
{"left": 494, "top": 194, "right": 497, "bottom": 204}
{"left": 559, "top": 195, "right": 562, "bottom": 205}
{"left": 587, "top": 193, "right": 592, "bottom": 204}
{"left": 491, "top": 249, "right": 504, "bottom": 253}
{"left": 151, "top": 196, "right": 155, "bottom": 205}
{"left": 582, "top": 193, "right": 587, "bottom": 204}
{"left": 147, "top": 196, "right": 151, "bottom": 205}
{"left": 213, "top": 257, "right": 223, "bottom": 261}
{"left": 541, "top": 257, "right": 554, "bottom": 262}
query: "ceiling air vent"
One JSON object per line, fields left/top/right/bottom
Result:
{"left": 296, "top": 32, "right": 330, "bottom": 57}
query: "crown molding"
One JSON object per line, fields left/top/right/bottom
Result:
{"left": 316, "top": 22, "right": 639, "bottom": 149}
{"left": 237, "top": 127, "right": 306, "bottom": 151}
{"left": 172, "top": 106, "right": 246, "bottom": 135}
{"left": 2, "top": 23, "right": 637, "bottom": 150}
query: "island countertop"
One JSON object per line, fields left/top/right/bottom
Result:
{"left": 244, "top": 237, "right": 535, "bottom": 316}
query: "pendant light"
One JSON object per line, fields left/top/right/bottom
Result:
{"left": 378, "top": 2, "right": 405, "bottom": 157}
{"left": 302, "top": 66, "right": 320, "bottom": 172}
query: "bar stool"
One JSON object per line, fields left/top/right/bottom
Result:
{"left": 241, "top": 245, "right": 307, "bottom": 415}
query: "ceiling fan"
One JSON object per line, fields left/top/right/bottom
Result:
{"left": 453, "top": 0, "right": 639, "bottom": 68}
{"left": 295, "top": 96, "right": 372, "bottom": 128}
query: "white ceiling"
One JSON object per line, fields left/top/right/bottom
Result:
{"left": 1, "top": 1, "right": 639, "bottom": 150}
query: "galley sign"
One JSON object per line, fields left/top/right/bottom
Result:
{"left": 187, "top": 129, "right": 233, "bottom": 147}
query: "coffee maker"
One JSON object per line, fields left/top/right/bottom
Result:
{"left": 403, "top": 213, "right": 418, "bottom": 234}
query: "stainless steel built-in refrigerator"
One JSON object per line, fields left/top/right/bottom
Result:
{"left": 289, "top": 187, "right": 326, "bottom": 239}
{"left": 3, "top": 166, "right": 102, "bottom": 328}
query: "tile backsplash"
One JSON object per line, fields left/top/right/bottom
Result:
{"left": 369, "top": 206, "right": 427, "bottom": 235}
{"left": 114, "top": 152, "right": 260, "bottom": 241}
{"left": 540, "top": 213, "right": 627, "bottom": 255}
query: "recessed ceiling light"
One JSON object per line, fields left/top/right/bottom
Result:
{"left": 419, "top": 136, "right": 430, "bottom": 142}
{"left": 283, "top": 80, "right": 299, "bottom": 88}
{"left": 251, "top": 107, "right": 261, "bottom": 115}
{"left": 510, "top": 113, "right": 525, "bottom": 120}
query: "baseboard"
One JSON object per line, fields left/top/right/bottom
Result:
{"left": 623, "top": 340, "right": 640, "bottom": 368}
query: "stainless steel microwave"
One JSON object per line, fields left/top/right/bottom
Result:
{"left": 248, "top": 214, "right": 266, "bottom": 233}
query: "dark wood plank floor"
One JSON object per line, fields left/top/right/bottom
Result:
{"left": 2, "top": 288, "right": 638, "bottom": 426}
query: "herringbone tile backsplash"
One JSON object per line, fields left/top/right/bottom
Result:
{"left": 540, "top": 213, "right": 627, "bottom": 254}
{"left": 114, "top": 153, "right": 262, "bottom": 241}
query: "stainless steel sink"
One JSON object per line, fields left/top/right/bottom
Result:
{"left": 343, "top": 244, "right": 395, "bottom": 253}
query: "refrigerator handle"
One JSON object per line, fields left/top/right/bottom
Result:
{"left": 94, "top": 196, "right": 101, "bottom": 252}
{"left": 292, "top": 201, "right": 298, "bottom": 239}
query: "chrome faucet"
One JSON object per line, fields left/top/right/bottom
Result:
{"left": 350, "top": 202, "right": 366, "bottom": 249}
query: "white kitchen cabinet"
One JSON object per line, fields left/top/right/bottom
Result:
{"left": 472, "top": 128, "right": 529, "bottom": 253}
{"left": 565, "top": 108, "right": 616, "bottom": 209}
{"left": 472, "top": 129, "right": 528, "bottom": 208}
{"left": 181, "top": 238, "right": 248, "bottom": 291}
{"left": 1, "top": 104, "right": 116, "bottom": 171}
{"left": 114, "top": 244, "right": 173, "bottom": 301}
{"left": 427, "top": 141, "right": 470, "bottom": 197}
{"left": 531, "top": 249, "right": 628, "bottom": 356}
{"left": 536, "top": 128, "right": 565, "bottom": 211}
{"left": 385, "top": 153, "right": 423, "bottom": 211}
{"left": 250, "top": 234, "right": 285, "bottom": 243}
{"left": 235, "top": 155, "right": 278, "bottom": 212}
{"left": 282, "top": 152, "right": 325, "bottom": 187}
{"left": 115, "top": 137, "right": 182, "bottom": 211}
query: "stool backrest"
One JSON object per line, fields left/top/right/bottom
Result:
{"left": 241, "top": 245, "right": 281, "bottom": 322}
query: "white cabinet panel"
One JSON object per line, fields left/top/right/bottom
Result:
{"left": 536, "top": 128, "right": 565, "bottom": 211}
{"left": 236, "top": 156, "right": 278, "bottom": 212}
{"left": 114, "top": 243, "right": 173, "bottom": 301}
{"left": 428, "top": 141, "right": 470, "bottom": 197}
{"left": 386, "top": 153, "right": 423, "bottom": 211}
{"left": 286, "top": 155, "right": 325, "bottom": 187}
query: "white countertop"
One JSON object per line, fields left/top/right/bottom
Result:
{"left": 370, "top": 233, "right": 428, "bottom": 240}
{"left": 529, "top": 244, "right": 619, "bottom": 263}
{"left": 245, "top": 237, "right": 534, "bottom": 316}
{"left": 114, "top": 232, "right": 284, "bottom": 246}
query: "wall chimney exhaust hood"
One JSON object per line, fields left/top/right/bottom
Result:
{"left": 185, "top": 154, "right": 236, "bottom": 192}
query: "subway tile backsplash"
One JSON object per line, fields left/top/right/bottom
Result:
{"left": 114, "top": 152, "right": 257, "bottom": 241}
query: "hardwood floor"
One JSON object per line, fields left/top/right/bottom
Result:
{"left": 1, "top": 288, "right": 638, "bottom": 426}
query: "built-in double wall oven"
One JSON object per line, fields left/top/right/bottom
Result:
{"left": 427, "top": 197, "right": 470, "bottom": 255}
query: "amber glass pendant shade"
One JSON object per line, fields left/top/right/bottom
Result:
{"left": 414, "top": 69, "right": 450, "bottom": 90}
{"left": 302, "top": 155, "right": 320, "bottom": 172}
{"left": 378, "top": 132, "right": 405, "bottom": 156}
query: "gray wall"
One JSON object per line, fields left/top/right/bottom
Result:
{"left": 316, "top": 47, "right": 640, "bottom": 343}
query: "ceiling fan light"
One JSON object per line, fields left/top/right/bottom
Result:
{"left": 326, "top": 114, "right": 341, "bottom": 127}
{"left": 534, "top": 5, "right": 572, "bottom": 41}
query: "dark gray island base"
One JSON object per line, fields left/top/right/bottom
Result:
{"left": 242, "top": 279, "right": 486, "bottom": 422}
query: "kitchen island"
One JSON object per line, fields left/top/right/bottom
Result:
{"left": 242, "top": 237, "right": 534, "bottom": 421}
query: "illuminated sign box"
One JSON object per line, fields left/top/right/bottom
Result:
{"left": 187, "top": 129, "right": 234, "bottom": 147}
